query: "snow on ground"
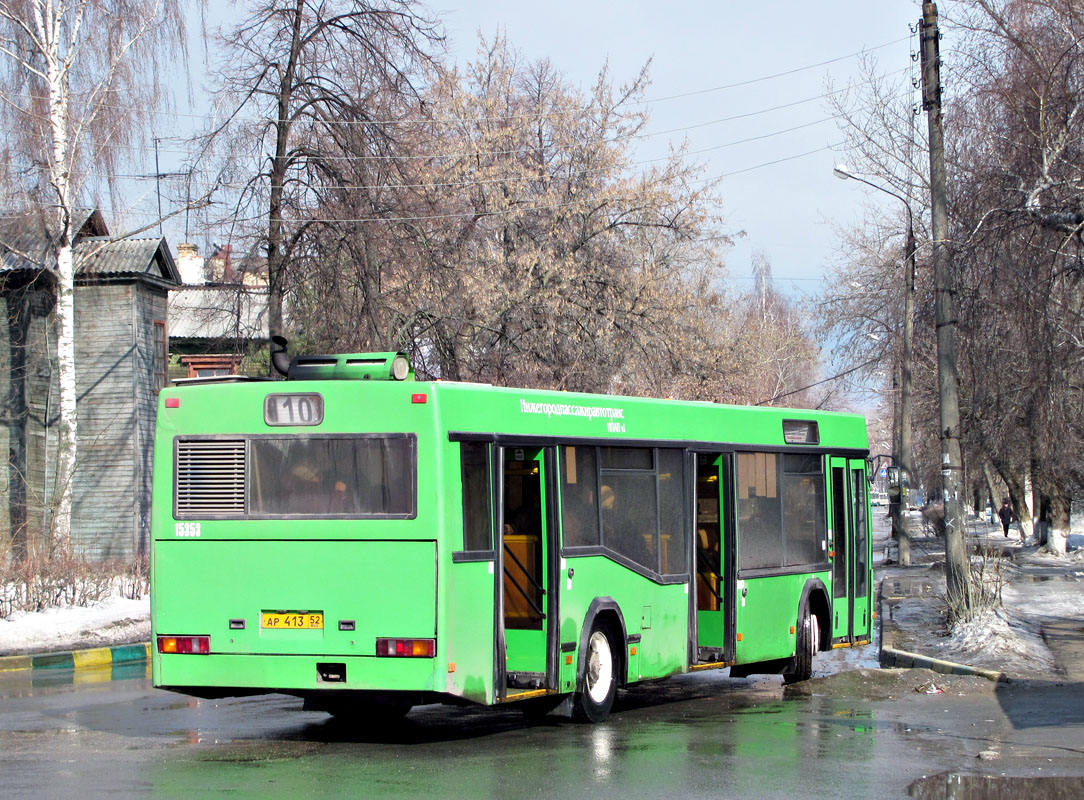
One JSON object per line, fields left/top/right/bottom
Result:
{"left": 931, "top": 530, "right": 1084, "bottom": 676}
{"left": 938, "top": 607, "right": 1055, "bottom": 674}
{"left": 0, "top": 594, "right": 149, "bottom": 656}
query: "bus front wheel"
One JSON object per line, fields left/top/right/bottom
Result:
{"left": 572, "top": 622, "right": 617, "bottom": 723}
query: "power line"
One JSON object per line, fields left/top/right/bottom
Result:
{"left": 4, "top": 138, "right": 845, "bottom": 226}
{"left": 5, "top": 37, "right": 910, "bottom": 130}
{"left": 635, "top": 37, "right": 911, "bottom": 106}
{"left": 3, "top": 70, "right": 911, "bottom": 166}
{"left": 98, "top": 113, "right": 847, "bottom": 194}
{"left": 755, "top": 356, "right": 879, "bottom": 406}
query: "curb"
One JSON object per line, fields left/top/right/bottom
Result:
{"left": 879, "top": 644, "right": 1005, "bottom": 682}
{"left": 878, "top": 582, "right": 1005, "bottom": 683}
{"left": 0, "top": 642, "right": 150, "bottom": 674}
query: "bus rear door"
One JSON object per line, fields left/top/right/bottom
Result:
{"left": 694, "top": 453, "right": 735, "bottom": 663}
{"left": 849, "top": 459, "right": 872, "bottom": 642}
{"left": 497, "top": 445, "right": 557, "bottom": 696}
{"left": 829, "top": 456, "right": 872, "bottom": 644}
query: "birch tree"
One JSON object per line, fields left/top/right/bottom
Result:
{"left": 0, "top": 0, "right": 194, "bottom": 550}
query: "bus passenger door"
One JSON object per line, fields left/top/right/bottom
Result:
{"left": 829, "top": 457, "right": 853, "bottom": 642}
{"left": 695, "top": 453, "right": 732, "bottom": 662}
{"left": 849, "top": 459, "right": 872, "bottom": 643}
{"left": 497, "top": 446, "right": 555, "bottom": 694}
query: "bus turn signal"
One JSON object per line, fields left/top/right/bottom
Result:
{"left": 157, "top": 635, "right": 210, "bottom": 654}
{"left": 376, "top": 638, "right": 435, "bottom": 657}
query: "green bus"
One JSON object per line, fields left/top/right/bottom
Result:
{"left": 151, "top": 349, "right": 872, "bottom": 722}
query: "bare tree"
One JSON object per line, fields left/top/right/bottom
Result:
{"left": 0, "top": 0, "right": 199, "bottom": 551}
{"left": 291, "top": 36, "right": 758, "bottom": 400}
{"left": 947, "top": 0, "right": 1084, "bottom": 554}
{"left": 203, "top": 0, "right": 442, "bottom": 342}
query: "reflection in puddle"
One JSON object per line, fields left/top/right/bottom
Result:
{"left": 589, "top": 725, "right": 614, "bottom": 781}
{"left": 909, "top": 772, "right": 1084, "bottom": 798}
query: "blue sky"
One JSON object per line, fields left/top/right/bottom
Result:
{"left": 144, "top": 1, "right": 923, "bottom": 293}
{"left": 432, "top": 0, "right": 924, "bottom": 291}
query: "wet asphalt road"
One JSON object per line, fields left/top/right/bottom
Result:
{"left": 4, "top": 662, "right": 1084, "bottom": 799}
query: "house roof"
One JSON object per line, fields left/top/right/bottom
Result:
{"left": 0, "top": 210, "right": 178, "bottom": 286}
{"left": 0, "top": 209, "right": 108, "bottom": 272}
{"left": 74, "top": 236, "right": 180, "bottom": 284}
{"left": 168, "top": 284, "right": 269, "bottom": 341}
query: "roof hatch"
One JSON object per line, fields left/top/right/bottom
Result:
{"left": 287, "top": 351, "right": 414, "bottom": 382}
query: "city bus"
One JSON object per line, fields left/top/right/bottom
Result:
{"left": 151, "top": 349, "right": 872, "bottom": 723}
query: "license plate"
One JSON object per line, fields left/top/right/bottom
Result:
{"left": 262, "top": 611, "right": 324, "bottom": 630}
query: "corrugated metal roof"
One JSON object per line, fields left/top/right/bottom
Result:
{"left": 0, "top": 211, "right": 179, "bottom": 285}
{"left": 73, "top": 236, "right": 179, "bottom": 282}
{"left": 0, "top": 210, "right": 107, "bottom": 272}
{"left": 168, "top": 285, "right": 269, "bottom": 340}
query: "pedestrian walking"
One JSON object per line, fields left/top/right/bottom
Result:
{"left": 998, "top": 498, "right": 1014, "bottom": 537}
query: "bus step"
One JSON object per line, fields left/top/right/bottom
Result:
{"left": 506, "top": 672, "right": 545, "bottom": 690}
{"left": 697, "top": 647, "right": 724, "bottom": 663}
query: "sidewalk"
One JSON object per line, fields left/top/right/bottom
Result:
{"left": 876, "top": 512, "right": 1084, "bottom": 683}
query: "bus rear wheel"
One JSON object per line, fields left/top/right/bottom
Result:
{"left": 783, "top": 606, "right": 818, "bottom": 684}
{"left": 572, "top": 622, "right": 618, "bottom": 723}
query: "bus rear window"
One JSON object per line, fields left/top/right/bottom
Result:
{"left": 249, "top": 437, "right": 415, "bottom": 516}
{"left": 175, "top": 435, "right": 416, "bottom": 519}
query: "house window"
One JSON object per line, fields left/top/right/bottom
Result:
{"left": 153, "top": 321, "right": 167, "bottom": 392}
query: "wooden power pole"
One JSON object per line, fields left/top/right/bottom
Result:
{"left": 920, "top": 2, "right": 971, "bottom": 617}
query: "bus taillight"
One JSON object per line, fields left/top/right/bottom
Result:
{"left": 375, "top": 638, "right": 435, "bottom": 657}
{"left": 157, "top": 635, "right": 211, "bottom": 654}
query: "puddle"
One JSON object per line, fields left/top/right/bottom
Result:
{"left": 1017, "top": 574, "right": 1079, "bottom": 583}
{"left": 909, "top": 772, "right": 1084, "bottom": 798}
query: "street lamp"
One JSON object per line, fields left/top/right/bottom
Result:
{"left": 834, "top": 164, "right": 916, "bottom": 566}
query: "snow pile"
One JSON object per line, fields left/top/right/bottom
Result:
{"left": 0, "top": 594, "right": 149, "bottom": 656}
{"left": 1025, "top": 545, "right": 1084, "bottom": 563}
{"left": 939, "top": 607, "right": 1055, "bottom": 674}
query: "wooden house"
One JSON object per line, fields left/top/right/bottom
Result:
{"left": 0, "top": 210, "right": 179, "bottom": 561}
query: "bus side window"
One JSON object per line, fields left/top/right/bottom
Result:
{"left": 461, "top": 442, "right": 492, "bottom": 551}
{"left": 561, "top": 446, "right": 600, "bottom": 547}
{"left": 736, "top": 452, "right": 783, "bottom": 570}
{"left": 658, "top": 449, "right": 687, "bottom": 575}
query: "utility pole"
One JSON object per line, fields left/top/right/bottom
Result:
{"left": 898, "top": 222, "right": 915, "bottom": 566}
{"left": 920, "top": 2, "right": 971, "bottom": 616}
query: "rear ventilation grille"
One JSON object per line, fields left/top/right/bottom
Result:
{"left": 175, "top": 440, "right": 246, "bottom": 516}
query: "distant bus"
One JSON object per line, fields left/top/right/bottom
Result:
{"left": 151, "top": 350, "right": 872, "bottom": 722}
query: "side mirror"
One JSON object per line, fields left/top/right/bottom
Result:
{"left": 886, "top": 465, "right": 902, "bottom": 501}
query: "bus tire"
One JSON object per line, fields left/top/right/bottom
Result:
{"left": 783, "top": 605, "right": 818, "bottom": 685}
{"left": 572, "top": 621, "right": 618, "bottom": 723}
